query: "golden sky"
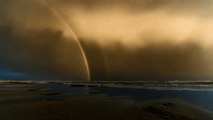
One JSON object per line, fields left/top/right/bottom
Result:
{"left": 46, "top": 0, "right": 213, "bottom": 48}
{"left": 0, "top": 0, "right": 213, "bottom": 80}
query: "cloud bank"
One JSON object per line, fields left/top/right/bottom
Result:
{"left": 0, "top": 0, "right": 213, "bottom": 80}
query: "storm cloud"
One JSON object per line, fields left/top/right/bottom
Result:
{"left": 83, "top": 42, "right": 213, "bottom": 81}
{"left": 38, "top": 0, "right": 213, "bottom": 48}
{"left": 0, "top": 0, "right": 213, "bottom": 81}
{"left": 0, "top": 25, "right": 89, "bottom": 80}
{"left": 51, "top": 0, "right": 213, "bottom": 13}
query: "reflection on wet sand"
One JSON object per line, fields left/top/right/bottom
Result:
{"left": 0, "top": 83, "right": 212, "bottom": 120}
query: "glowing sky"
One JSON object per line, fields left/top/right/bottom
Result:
{"left": 47, "top": 0, "right": 213, "bottom": 47}
{"left": 0, "top": 0, "right": 213, "bottom": 80}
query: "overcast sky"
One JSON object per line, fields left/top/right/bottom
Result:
{"left": 0, "top": 0, "right": 213, "bottom": 81}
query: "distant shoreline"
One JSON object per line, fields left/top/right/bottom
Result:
{"left": 0, "top": 80, "right": 213, "bottom": 91}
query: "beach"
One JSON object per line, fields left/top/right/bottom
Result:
{"left": 0, "top": 82, "right": 212, "bottom": 120}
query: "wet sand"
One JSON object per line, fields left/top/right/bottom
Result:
{"left": 0, "top": 83, "right": 212, "bottom": 120}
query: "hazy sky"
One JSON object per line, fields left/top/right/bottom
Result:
{"left": 0, "top": 0, "right": 213, "bottom": 81}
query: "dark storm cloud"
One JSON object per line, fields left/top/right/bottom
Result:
{"left": 83, "top": 42, "right": 212, "bottom": 81}
{"left": 0, "top": 0, "right": 90, "bottom": 80}
{"left": 0, "top": 0, "right": 63, "bottom": 31}
{"left": 0, "top": 0, "right": 213, "bottom": 81}
{"left": 0, "top": 25, "right": 88, "bottom": 80}
{"left": 1, "top": 23, "right": 210, "bottom": 80}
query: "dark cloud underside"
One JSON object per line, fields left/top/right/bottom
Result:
{"left": 83, "top": 42, "right": 212, "bottom": 81}
{"left": 0, "top": 25, "right": 88, "bottom": 80}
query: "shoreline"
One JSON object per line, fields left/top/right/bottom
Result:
{"left": 0, "top": 83, "right": 213, "bottom": 120}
